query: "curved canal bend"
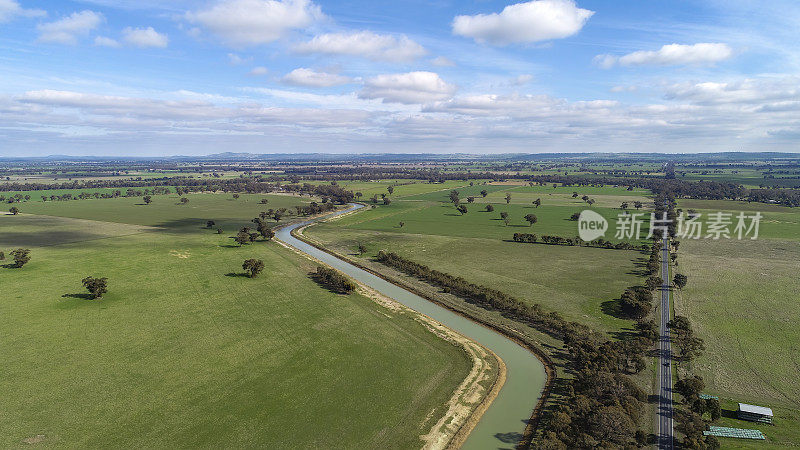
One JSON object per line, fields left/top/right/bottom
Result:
{"left": 277, "top": 204, "right": 547, "bottom": 449}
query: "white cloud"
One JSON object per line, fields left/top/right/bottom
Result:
{"left": 94, "top": 36, "right": 120, "bottom": 47}
{"left": 37, "top": 10, "right": 103, "bottom": 45}
{"left": 228, "top": 53, "right": 251, "bottom": 65}
{"left": 452, "top": 0, "right": 593, "bottom": 46}
{"left": 186, "top": 0, "right": 323, "bottom": 46}
{"left": 0, "top": 0, "right": 44, "bottom": 23}
{"left": 511, "top": 74, "right": 534, "bottom": 85}
{"left": 295, "top": 31, "right": 427, "bottom": 62}
{"left": 122, "top": 27, "right": 168, "bottom": 48}
{"left": 430, "top": 56, "right": 456, "bottom": 67}
{"left": 359, "top": 71, "right": 456, "bottom": 104}
{"left": 596, "top": 43, "right": 733, "bottom": 68}
{"left": 664, "top": 77, "right": 800, "bottom": 105}
{"left": 248, "top": 66, "right": 269, "bottom": 76}
{"left": 282, "top": 68, "right": 351, "bottom": 87}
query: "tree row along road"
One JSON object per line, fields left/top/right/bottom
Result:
{"left": 276, "top": 204, "right": 547, "bottom": 449}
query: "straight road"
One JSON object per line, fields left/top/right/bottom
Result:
{"left": 657, "top": 231, "right": 674, "bottom": 449}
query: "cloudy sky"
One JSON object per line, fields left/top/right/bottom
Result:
{"left": 1, "top": 0, "right": 799, "bottom": 156}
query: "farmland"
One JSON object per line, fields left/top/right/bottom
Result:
{"left": 0, "top": 193, "right": 474, "bottom": 448}
{"left": 674, "top": 200, "right": 800, "bottom": 446}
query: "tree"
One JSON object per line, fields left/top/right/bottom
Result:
{"left": 673, "top": 273, "right": 688, "bottom": 289}
{"left": 467, "top": 196, "right": 475, "bottom": 203}
{"left": 180, "top": 197, "right": 189, "bottom": 205}
{"left": 235, "top": 229, "right": 250, "bottom": 246}
{"left": 634, "top": 201, "right": 643, "bottom": 210}
{"left": 505, "top": 193, "right": 512, "bottom": 204}
{"left": 524, "top": 213, "right": 538, "bottom": 226}
{"left": 260, "top": 198, "right": 269, "bottom": 204}
{"left": 82, "top": 276, "right": 108, "bottom": 299}
{"left": 620, "top": 202, "right": 629, "bottom": 210}
{"left": 449, "top": 190, "right": 460, "bottom": 204}
{"left": 383, "top": 197, "right": 391, "bottom": 205}
{"left": 9, "top": 206, "right": 19, "bottom": 215}
{"left": 398, "top": 221, "right": 405, "bottom": 228}
{"left": 570, "top": 212, "right": 581, "bottom": 221}
{"left": 572, "top": 192, "right": 579, "bottom": 198}
{"left": 143, "top": 195, "right": 152, "bottom": 204}
{"left": 485, "top": 204, "right": 494, "bottom": 212}
{"left": 242, "top": 259, "right": 264, "bottom": 278}
{"left": 387, "top": 186, "right": 394, "bottom": 194}
{"left": 480, "top": 190, "right": 488, "bottom": 197}
{"left": 232, "top": 193, "right": 240, "bottom": 199}
{"left": 206, "top": 220, "right": 216, "bottom": 228}
{"left": 533, "top": 198, "right": 541, "bottom": 208}
{"left": 357, "top": 243, "right": 367, "bottom": 255}
{"left": 500, "top": 211, "right": 509, "bottom": 226}
{"left": 355, "top": 192, "right": 363, "bottom": 200}
{"left": 646, "top": 276, "right": 663, "bottom": 291}
{"left": 216, "top": 228, "right": 224, "bottom": 234}
{"left": 456, "top": 204, "right": 468, "bottom": 215}
{"left": 10, "top": 248, "right": 30, "bottom": 268}
{"left": 0, "top": 251, "right": 4, "bottom": 261}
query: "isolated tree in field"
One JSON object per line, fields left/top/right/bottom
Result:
{"left": 398, "top": 221, "right": 405, "bottom": 228}
{"left": 456, "top": 204, "right": 468, "bottom": 215}
{"left": 533, "top": 198, "right": 541, "bottom": 208}
{"left": 621, "top": 202, "right": 628, "bottom": 210}
{"left": 355, "top": 192, "right": 362, "bottom": 200}
{"left": 505, "top": 193, "right": 511, "bottom": 204}
{"left": 570, "top": 212, "right": 581, "bottom": 221}
{"left": 180, "top": 197, "right": 189, "bottom": 205}
{"left": 383, "top": 197, "right": 391, "bottom": 205}
{"left": 485, "top": 204, "right": 494, "bottom": 212}
{"left": 524, "top": 213, "right": 538, "bottom": 226}
{"left": 587, "top": 199, "right": 595, "bottom": 206}
{"left": 387, "top": 186, "right": 394, "bottom": 194}
{"left": 235, "top": 229, "right": 250, "bottom": 246}
{"left": 242, "top": 259, "right": 265, "bottom": 278}
{"left": 572, "top": 192, "right": 578, "bottom": 198}
{"left": 467, "top": 196, "right": 475, "bottom": 203}
{"left": 449, "top": 190, "right": 460, "bottom": 204}
{"left": 10, "top": 248, "right": 30, "bottom": 268}
{"left": 9, "top": 206, "right": 19, "bottom": 215}
{"left": 673, "top": 273, "right": 688, "bottom": 289}
{"left": 260, "top": 198, "right": 269, "bottom": 204}
{"left": 500, "top": 211, "right": 509, "bottom": 226}
{"left": 357, "top": 243, "right": 367, "bottom": 255}
{"left": 206, "top": 220, "right": 215, "bottom": 228}
{"left": 216, "top": 228, "right": 224, "bottom": 234}
{"left": 480, "top": 190, "right": 488, "bottom": 198}
{"left": 634, "top": 201, "right": 643, "bottom": 210}
{"left": 143, "top": 195, "right": 152, "bottom": 204}
{"left": 581, "top": 195, "right": 589, "bottom": 202}
{"left": 82, "top": 276, "right": 108, "bottom": 299}
{"left": 232, "top": 193, "right": 240, "bottom": 199}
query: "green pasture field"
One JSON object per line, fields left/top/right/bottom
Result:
{"left": 305, "top": 226, "right": 644, "bottom": 336}
{"left": 677, "top": 199, "right": 800, "bottom": 242}
{"left": 4, "top": 193, "right": 307, "bottom": 230}
{"left": 0, "top": 197, "right": 471, "bottom": 447}
{"left": 675, "top": 235, "right": 800, "bottom": 447}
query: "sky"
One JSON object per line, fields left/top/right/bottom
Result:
{"left": 0, "top": 0, "right": 799, "bottom": 156}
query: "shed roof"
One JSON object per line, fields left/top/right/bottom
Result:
{"left": 738, "top": 403, "right": 773, "bottom": 416}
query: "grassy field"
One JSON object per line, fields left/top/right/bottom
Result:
{"left": 306, "top": 226, "right": 643, "bottom": 336}
{"left": 0, "top": 195, "right": 473, "bottom": 448}
{"left": 675, "top": 231, "right": 800, "bottom": 447}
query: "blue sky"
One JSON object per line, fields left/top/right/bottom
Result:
{"left": 1, "top": 0, "right": 799, "bottom": 156}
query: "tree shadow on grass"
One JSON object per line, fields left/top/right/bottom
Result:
{"left": 225, "top": 272, "right": 249, "bottom": 278}
{"left": 2, "top": 263, "right": 21, "bottom": 269}
{"left": 601, "top": 298, "right": 627, "bottom": 320}
{"left": 61, "top": 293, "right": 94, "bottom": 300}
